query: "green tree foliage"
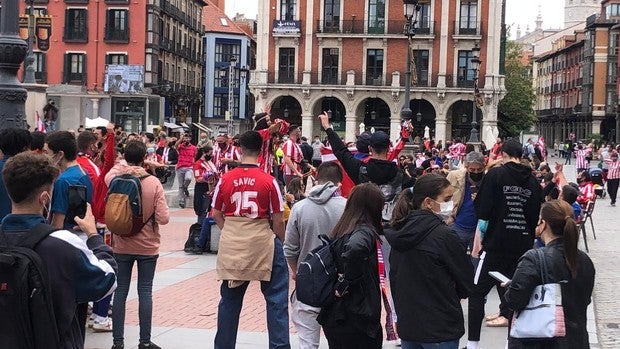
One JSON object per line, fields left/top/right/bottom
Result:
{"left": 498, "top": 40, "right": 537, "bottom": 137}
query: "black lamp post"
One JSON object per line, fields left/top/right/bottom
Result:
{"left": 0, "top": 0, "right": 29, "bottom": 129}
{"left": 469, "top": 42, "right": 482, "bottom": 143}
{"left": 401, "top": 0, "right": 420, "bottom": 121}
{"left": 23, "top": 0, "right": 36, "bottom": 84}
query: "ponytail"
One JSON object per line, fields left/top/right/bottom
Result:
{"left": 390, "top": 187, "right": 414, "bottom": 228}
{"left": 563, "top": 215, "right": 579, "bottom": 278}
{"left": 540, "top": 200, "right": 580, "bottom": 279}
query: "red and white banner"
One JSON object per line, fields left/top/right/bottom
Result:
{"left": 35, "top": 111, "right": 45, "bottom": 133}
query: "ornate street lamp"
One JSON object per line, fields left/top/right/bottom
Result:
{"left": 370, "top": 110, "right": 377, "bottom": 120}
{"left": 416, "top": 112, "right": 422, "bottom": 123}
{"left": 470, "top": 42, "right": 482, "bottom": 143}
{"left": 0, "top": 0, "right": 29, "bottom": 129}
{"left": 401, "top": 0, "right": 420, "bottom": 121}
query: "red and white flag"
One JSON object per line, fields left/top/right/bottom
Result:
{"left": 35, "top": 111, "right": 46, "bottom": 133}
{"left": 320, "top": 146, "right": 356, "bottom": 198}
{"left": 538, "top": 136, "right": 546, "bottom": 160}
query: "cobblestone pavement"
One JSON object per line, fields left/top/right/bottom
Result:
{"left": 85, "top": 172, "right": 605, "bottom": 348}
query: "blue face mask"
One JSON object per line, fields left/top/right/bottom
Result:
{"left": 147, "top": 147, "right": 155, "bottom": 154}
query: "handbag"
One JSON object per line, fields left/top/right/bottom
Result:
{"left": 510, "top": 249, "right": 566, "bottom": 339}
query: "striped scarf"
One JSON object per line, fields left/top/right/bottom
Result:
{"left": 376, "top": 239, "right": 398, "bottom": 341}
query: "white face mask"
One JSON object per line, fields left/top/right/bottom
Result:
{"left": 42, "top": 192, "right": 52, "bottom": 221}
{"left": 433, "top": 199, "right": 454, "bottom": 219}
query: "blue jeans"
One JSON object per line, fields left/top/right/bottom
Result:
{"left": 198, "top": 217, "right": 214, "bottom": 249}
{"left": 214, "top": 238, "right": 290, "bottom": 349}
{"left": 112, "top": 254, "right": 159, "bottom": 344}
{"left": 401, "top": 339, "right": 459, "bottom": 349}
{"left": 93, "top": 294, "right": 112, "bottom": 318}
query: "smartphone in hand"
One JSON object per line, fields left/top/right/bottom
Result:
{"left": 488, "top": 271, "right": 511, "bottom": 284}
{"left": 67, "top": 185, "right": 87, "bottom": 223}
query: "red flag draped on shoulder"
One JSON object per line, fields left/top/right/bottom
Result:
{"left": 320, "top": 145, "right": 356, "bottom": 198}
{"left": 35, "top": 111, "right": 45, "bottom": 133}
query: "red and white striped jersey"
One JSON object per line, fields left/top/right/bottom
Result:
{"left": 577, "top": 182, "right": 595, "bottom": 205}
{"left": 282, "top": 139, "right": 303, "bottom": 176}
{"left": 450, "top": 143, "right": 466, "bottom": 159}
{"left": 605, "top": 159, "right": 620, "bottom": 179}
{"left": 257, "top": 129, "right": 275, "bottom": 175}
{"left": 213, "top": 143, "right": 240, "bottom": 174}
{"left": 575, "top": 148, "right": 591, "bottom": 169}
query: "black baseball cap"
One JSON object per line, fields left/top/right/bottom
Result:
{"left": 369, "top": 131, "right": 390, "bottom": 150}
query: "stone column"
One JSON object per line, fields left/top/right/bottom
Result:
{"left": 390, "top": 111, "right": 401, "bottom": 143}
{"left": 301, "top": 113, "right": 313, "bottom": 140}
{"left": 435, "top": 118, "right": 447, "bottom": 144}
{"left": 345, "top": 113, "right": 358, "bottom": 143}
{"left": 91, "top": 98, "right": 101, "bottom": 119}
{"left": 589, "top": 118, "right": 600, "bottom": 137}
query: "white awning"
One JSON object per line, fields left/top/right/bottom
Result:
{"left": 180, "top": 122, "right": 190, "bottom": 129}
{"left": 192, "top": 122, "right": 213, "bottom": 133}
{"left": 163, "top": 122, "right": 182, "bottom": 129}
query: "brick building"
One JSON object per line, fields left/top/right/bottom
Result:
{"left": 535, "top": 0, "right": 620, "bottom": 144}
{"left": 202, "top": 0, "right": 254, "bottom": 135}
{"left": 249, "top": 0, "right": 506, "bottom": 145}
{"left": 18, "top": 0, "right": 205, "bottom": 133}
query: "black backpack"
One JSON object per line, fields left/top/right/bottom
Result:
{"left": 359, "top": 164, "right": 403, "bottom": 221}
{"left": 296, "top": 234, "right": 338, "bottom": 307}
{"left": 0, "top": 223, "right": 61, "bottom": 349}
{"left": 184, "top": 223, "right": 203, "bottom": 253}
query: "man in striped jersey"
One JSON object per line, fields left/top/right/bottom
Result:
{"left": 574, "top": 143, "right": 591, "bottom": 173}
{"left": 282, "top": 124, "right": 304, "bottom": 185}
{"left": 213, "top": 134, "right": 241, "bottom": 175}
{"left": 604, "top": 152, "right": 620, "bottom": 206}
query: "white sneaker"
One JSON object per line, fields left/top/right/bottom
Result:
{"left": 92, "top": 317, "right": 113, "bottom": 332}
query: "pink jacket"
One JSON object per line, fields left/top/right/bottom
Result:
{"left": 105, "top": 162, "right": 170, "bottom": 255}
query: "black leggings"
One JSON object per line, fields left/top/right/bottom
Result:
{"left": 468, "top": 252, "right": 519, "bottom": 341}
{"left": 608, "top": 178, "right": 619, "bottom": 204}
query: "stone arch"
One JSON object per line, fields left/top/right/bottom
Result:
{"left": 408, "top": 98, "right": 437, "bottom": 139}
{"left": 354, "top": 97, "right": 392, "bottom": 135}
{"left": 267, "top": 95, "right": 303, "bottom": 125}
{"left": 446, "top": 99, "right": 483, "bottom": 142}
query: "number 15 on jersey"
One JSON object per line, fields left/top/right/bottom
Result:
{"left": 231, "top": 191, "right": 259, "bottom": 218}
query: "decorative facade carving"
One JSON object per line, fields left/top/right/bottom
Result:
{"left": 437, "top": 91, "right": 446, "bottom": 102}
{"left": 391, "top": 90, "right": 400, "bottom": 102}
{"left": 302, "top": 88, "right": 310, "bottom": 99}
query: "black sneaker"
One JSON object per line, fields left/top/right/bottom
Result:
{"left": 190, "top": 246, "right": 203, "bottom": 255}
{"left": 179, "top": 202, "right": 185, "bottom": 209}
{"left": 184, "top": 188, "right": 190, "bottom": 197}
{"left": 111, "top": 343, "right": 124, "bottom": 349}
{"left": 138, "top": 341, "right": 161, "bottom": 349}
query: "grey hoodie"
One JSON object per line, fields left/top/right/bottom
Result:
{"left": 284, "top": 181, "right": 346, "bottom": 267}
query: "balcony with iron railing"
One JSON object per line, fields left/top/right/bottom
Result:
{"left": 453, "top": 20, "right": 482, "bottom": 36}
{"left": 63, "top": 27, "right": 88, "bottom": 42}
{"left": 104, "top": 27, "right": 129, "bottom": 43}
{"left": 316, "top": 19, "right": 434, "bottom": 36}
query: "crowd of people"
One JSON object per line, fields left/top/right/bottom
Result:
{"left": 0, "top": 108, "right": 601, "bottom": 349}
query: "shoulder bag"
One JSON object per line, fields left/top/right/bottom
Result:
{"left": 510, "top": 248, "right": 566, "bottom": 339}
